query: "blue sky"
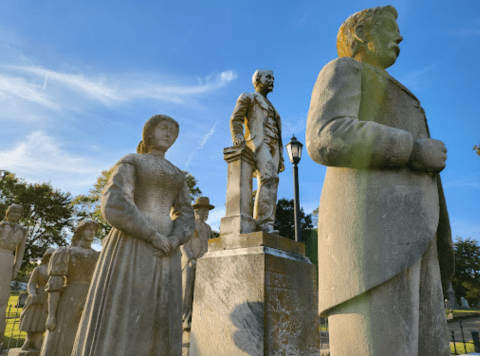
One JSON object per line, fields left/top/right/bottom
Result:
{"left": 0, "top": 0, "right": 478, "bottom": 240}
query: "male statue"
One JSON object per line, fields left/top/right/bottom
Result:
{"left": 181, "top": 196, "right": 214, "bottom": 332}
{"left": 306, "top": 6, "right": 454, "bottom": 356}
{"left": 0, "top": 204, "right": 28, "bottom": 349}
{"left": 230, "top": 70, "right": 284, "bottom": 233}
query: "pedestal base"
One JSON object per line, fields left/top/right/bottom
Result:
{"left": 189, "top": 232, "right": 319, "bottom": 356}
{"left": 6, "top": 349, "right": 40, "bottom": 356}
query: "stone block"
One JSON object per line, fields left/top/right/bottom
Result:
{"left": 189, "top": 233, "right": 319, "bottom": 355}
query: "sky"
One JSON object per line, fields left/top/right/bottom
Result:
{"left": 0, "top": 0, "right": 479, "bottom": 241}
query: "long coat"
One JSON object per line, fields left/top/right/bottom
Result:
{"left": 306, "top": 57, "right": 454, "bottom": 316}
{"left": 230, "top": 91, "right": 284, "bottom": 171}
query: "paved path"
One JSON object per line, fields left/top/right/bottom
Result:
{"left": 448, "top": 317, "right": 480, "bottom": 342}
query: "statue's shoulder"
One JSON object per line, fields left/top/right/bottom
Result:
{"left": 236, "top": 92, "right": 254, "bottom": 103}
{"left": 321, "top": 57, "right": 362, "bottom": 77}
{"left": 116, "top": 153, "right": 139, "bottom": 167}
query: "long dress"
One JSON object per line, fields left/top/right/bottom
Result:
{"left": 72, "top": 153, "right": 195, "bottom": 356}
{"left": 19, "top": 264, "right": 49, "bottom": 332}
{"left": 40, "top": 246, "right": 99, "bottom": 356}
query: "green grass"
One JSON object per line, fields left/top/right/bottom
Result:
{"left": 2, "top": 292, "right": 26, "bottom": 348}
{"left": 446, "top": 309, "right": 480, "bottom": 318}
{"left": 450, "top": 341, "right": 476, "bottom": 354}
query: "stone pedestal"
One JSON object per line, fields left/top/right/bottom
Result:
{"left": 220, "top": 146, "right": 258, "bottom": 237}
{"left": 6, "top": 349, "right": 39, "bottom": 356}
{"left": 189, "top": 232, "right": 319, "bottom": 356}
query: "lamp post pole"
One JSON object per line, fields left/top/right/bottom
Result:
{"left": 292, "top": 160, "right": 301, "bottom": 243}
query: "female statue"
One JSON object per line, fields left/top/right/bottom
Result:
{"left": 0, "top": 204, "right": 28, "bottom": 347}
{"left": 72, "top": 115, "right": 195, "bottom": 356}
{"left": 40, "top": 218, "right": 99, "bottom": 356}
{"left": 19, "top": 248, "right": 55, "bottom": 351}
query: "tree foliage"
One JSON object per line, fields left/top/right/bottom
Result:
{"left": 474, "top": 143, "right": 480, "bottom": 156}
{"left": 452, "top": 237, "right": 480, "bottom": 307}
{"left": 0, "top": 172, "right": 74, "bottom": 273}
{"left": 274, "top": 198, "right": 317, "bottom": 266}
{"left": 72, "top": 167, "right": 203, "bottom": 240}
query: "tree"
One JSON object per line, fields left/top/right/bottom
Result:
{"left": 72, "top": 168, "right": 203, "bottom": 240}
{"left": 452, "top": 237, "right": 480, "bottom": 307}
{"left": 474, "top": 143, "right": 480, "bottom": 156}
{"left": 0, "top": 172, "right": 74, "bottom": 273}
{"left": 274, "top": 198, "right": 317, "bottom": 266}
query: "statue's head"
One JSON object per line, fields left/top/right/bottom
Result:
{"left": 137, "top": 114, "right": 180, "bottom": 154}
{"left": 192, "top": 196, "right": 215, "bottom": 222}
{"left": 71, "top": 218, "right": 98, "bottom": 247}
{"left": 337, "top": 5, "right": 402, "bottom": 69}
{"left": 252, "top": 70, "right": 274, "bottom": 94}
{"left": 5, "top": 203, "right": 23, "bottom": 224}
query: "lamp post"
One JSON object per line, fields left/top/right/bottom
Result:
{"left": 285, "top": 135, "right": 303, "bottom": 242}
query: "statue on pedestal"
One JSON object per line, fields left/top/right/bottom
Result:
{"left": 40, "top": 219, "right": 99, "bottom": 356}
{"left": 306, "top": 5, "right": 454, "bottom": 355}
{"left": 0, "top": 204, "right": 28, "bottom": 347}
{"left": 72, "top": 115, "right": 195, "bottom": 356}
{"left": 19, "top": 248, "right": 55, "bottom": 351}
{"left": 229, "top": 70, "right": 284, "bottom": 234}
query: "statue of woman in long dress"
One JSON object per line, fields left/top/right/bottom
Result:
{"left": 40, "top": 219, "right": 99, "bottom": 356}
{"left": 0, "top": 203, "right": 28, "bottom": 348}
{"left": 72, "top": 115, "right": 195, "bottom": 356}
{"left": 19, "top": 248, "right": 55, "bottom": 351}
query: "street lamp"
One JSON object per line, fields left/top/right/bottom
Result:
{"left": 285, "top": 135, "right": 303, "bottom": 242}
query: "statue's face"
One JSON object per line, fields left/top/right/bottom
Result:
{"left": 363, "top": 12, "right": 403, "bottom": 69}
{"left": 151, "top": 120, "right": 178, "bottom": 151}
{"left": 6, "top": 209, "right": 22, "bottom": 224}
{"left": 194, "top": 208, "right": 209, "bottom": 222}
{"left": 82, "top": 224, "right": 97, "bottom": 244}
{"left": 257, "top": 72, "right": 274, "bottom": 93}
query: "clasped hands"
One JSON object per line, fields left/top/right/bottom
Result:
{"left": 152, "top": 233, "right": 180, "bottom": 258}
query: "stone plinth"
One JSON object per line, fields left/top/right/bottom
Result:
{"left": 189, "top": 232, "right": 319, "bottom": 356}
{"left": 6, "top": 349, "right": 40, "bottom": 356}
{"left": 220, "top": 146, "right": 258, "bottom": 237}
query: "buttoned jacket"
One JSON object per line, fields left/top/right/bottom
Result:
{"left": 230, "top": 91, "right": 284, "bottom": 170}
{"left": 306, "top": 57, "right": 454, "bottom": 315}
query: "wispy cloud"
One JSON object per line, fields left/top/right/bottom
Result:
{"left": 397, "top": 63, "right": 437, "bottom": 92}
{"left": 184, "top": 121, "right": 219, "bottom": 168}
{"left": 450, "top": 18, "right": 480, "bottom": 39}
{"left": 443, "top": 174, "right": 480, "bottom": 189}
{"left": 0, "top": 131, "right": 108, "bottom": 194}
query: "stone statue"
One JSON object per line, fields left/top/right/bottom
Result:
{"left": 230, "top": 70, "right": 284, "bottom": 233}
{"left": 72, "top": 115, "right": 195, "bottom": 356}
{"left": 40, "top": 219, "right": 99, "bottom": 356}
{"left": 181, "top": 196, "right": 214, "bottom": 331}
{"left": 19, "top": 248, "right": 55, "bottom": 351}
{"left": 306, "top": 5, "right": 454, "bottom": 356}
{"left": 0, "top": 204, "right": 28, "bottom": 347}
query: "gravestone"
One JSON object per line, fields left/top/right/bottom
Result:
{"left": 461, "top": 297, "right": 470, "bottom": 309}
{"left": 447, "top": 282, "right": 459, "bottom": 309}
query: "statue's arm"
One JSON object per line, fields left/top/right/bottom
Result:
{"left": 306, "top": 57, "right": 414, "bottom": 169}
{"left": 171, "top": 180, "right": 195, "bottom": 247}
{"left": 27, "top": 267, "right": 39, "bottom": 297}
{"left": 12, "top": 229, "right": 28, "bottom": 280}
{"left": 230, "top": 93, "right": 252, "bottom": 146}
{"left": 101, "top": 157, "right": 157, "bottom": 243}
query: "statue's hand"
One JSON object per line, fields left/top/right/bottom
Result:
{"left": 152, "top": 233, "right": 173, "bottom": 256}
{"left": 46, "top": 316, "right": 56, "bottom": 331}
{"left": 278, "top": 159, "right": 285, "bottom": 173}
{"left": 188, "top": 259, "right": 197, "bottom": 269}
{"left": 169, "top": 235, "right": 180, "bottom": 250}
{"left": 233, "top": 134, "right": 246, "bottom": 147}
{"left": 408, "top": 138, "right": 447, "bottom": 172}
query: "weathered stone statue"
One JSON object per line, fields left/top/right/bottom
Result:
{"left": 72, "top": 115, "right": 195, "bottom": 356}
{"left": 40, "top": 219, "right": 99, "bottom": 356}
{"left": 230, "top": 70, "right": 284, "bottom": 233}
{"left": 181, "top": 196, "right": 214, "bottom": 332}
{"left": 19, "top": 248, "right": 55, "bottom": 351}
{"left": 0, "top": 204, "right": 28, "bottom": 346}
{"left": 306, "top": 5, "right": 454, "bottom": 356}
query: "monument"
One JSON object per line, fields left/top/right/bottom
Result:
{"left": 0, "top": 204, "right": 28, "bottom": 351}
{"left": 18, "top": 248, "right": 55, "bottom": 351}
{"left": 447, "top": 282, "right": 459, "bottom": 309}
{"left": 189, "top": 71, "right": 319, "bottom": 355}
{"left": 181, "top": 196, "right": 215, "bottom": 355}
{"left": 40, "top": 219, "right": 99, "bottom": 356}
{"left": 306, "top": 5, "right": 454, "bottom": 355}
{"left": 71, "top": 115, "right": 195, "bottom": 356}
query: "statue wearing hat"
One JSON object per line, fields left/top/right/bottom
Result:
{"left": 181, "top": 196, "right": 215, "bottom": 331}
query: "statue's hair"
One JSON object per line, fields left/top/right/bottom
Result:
{"left": 337, "top": 5, "right": 398, "bottom": 58}
{"left": 6, "top": 203, "right": 23, "bottom": 217}
{"left": 252, "top": 70, "right": 274, "bottom": 91}
{"left": 71, "top": 218, "right": 98, "bottom": 246}
{"left": 137, "top": 114, "right": 179, "bottom": 154}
